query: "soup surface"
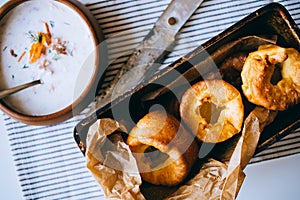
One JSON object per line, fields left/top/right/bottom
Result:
{"left": 0, "top": 0, "right": 96, "bottom": 115}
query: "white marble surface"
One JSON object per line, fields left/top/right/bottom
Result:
{"left": 238, "top": 154, "right": 300, "bottom": 199}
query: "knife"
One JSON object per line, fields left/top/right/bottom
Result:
{"left": 95, "top": 0, "right": 204, "bottom": 108}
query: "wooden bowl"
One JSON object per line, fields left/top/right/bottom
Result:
{"left": 0, "top": 0, "right": 105, "bottom": 125}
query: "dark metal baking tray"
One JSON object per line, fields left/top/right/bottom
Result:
{"left": 74, "top": 2, "right": 300, "bottom": 157}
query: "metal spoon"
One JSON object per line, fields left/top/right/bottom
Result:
{"left": 0, "top": 80, "right": 42, "bottom": 99}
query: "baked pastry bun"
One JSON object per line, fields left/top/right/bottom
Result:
{"left": 241, "top": 44, "right": 300, "bottom": 111}
{"left": 180, "top": 80, "right": 244, "bottom": 143}
{"left": 127, "top": 110, "right": 199, "bottom": 186}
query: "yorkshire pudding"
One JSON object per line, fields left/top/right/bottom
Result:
{"left": 180, "top": 80, "right": 244, "bottom": 143}
{"left": 127, "top": 110, "right": 199, "bottom": 186}
{"left": 241, "top": 44, "right": 300, "bottom": 111}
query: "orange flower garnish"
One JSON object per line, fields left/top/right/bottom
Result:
{"left": 28, "top": 22, "right": 52, "bottom": 63}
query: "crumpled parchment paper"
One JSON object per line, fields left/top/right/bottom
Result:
{"left": 86, "top": 106, "right": 277, "bottom": 200}
{"left": 86, "top": 119, "right": 145, "bottom": 199}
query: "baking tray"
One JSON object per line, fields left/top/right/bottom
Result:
{"left": 74, "top": 2, "right": 300, "bottom": 158}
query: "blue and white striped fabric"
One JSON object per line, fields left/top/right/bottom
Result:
{"left": 1, "top": 0, "right": 300, "bottom": 199}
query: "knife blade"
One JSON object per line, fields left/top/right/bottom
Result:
{"left": 95, "top": 0, "right": 204, "bottom": 108}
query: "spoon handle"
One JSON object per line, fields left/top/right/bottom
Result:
{"left": 0, "top": 80, "right": 41, "bottom": 99}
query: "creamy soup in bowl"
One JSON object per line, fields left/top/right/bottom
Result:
{"left": 0, "top": 0, "right": 103, "bottom": 125}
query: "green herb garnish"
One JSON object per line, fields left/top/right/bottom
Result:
{"left": 23, "top": 64, "right": 29, "bottom": 69}
{"left": 3, "top": 46, "right": 7, "bottom": 51}
{"left": 67, "top": 49, "right": 73, "bottom": 56}
{"left": 50, "top": 20, "right": 55, "bottom": 28}
{"left": 26, "top": 31, "right": 39, "bottom": 42}
{"left": 52, "top": 53, "right": 61, "bottom": 61}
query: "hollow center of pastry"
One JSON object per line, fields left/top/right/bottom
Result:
{"left": 144, "top": 146, "right": 169, "bottom": 168}
{"left": 270, "top": 64, "right": 282, "bottom": 85}
{"left": 199, "top": 101, "right": 222, "bottom": 124}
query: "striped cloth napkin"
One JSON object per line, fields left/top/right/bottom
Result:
{"left": 1, "top": 0, "right": 299, "bottom": 199}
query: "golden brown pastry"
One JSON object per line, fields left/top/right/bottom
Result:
{"left": 180, "top": 80, "right": 244, "bottom": 143}
{"left": 126, "top": 110, "right": 199, "bottom": 186}
{"left": 241, "top": 44, "right": 300, "bottom": 111}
